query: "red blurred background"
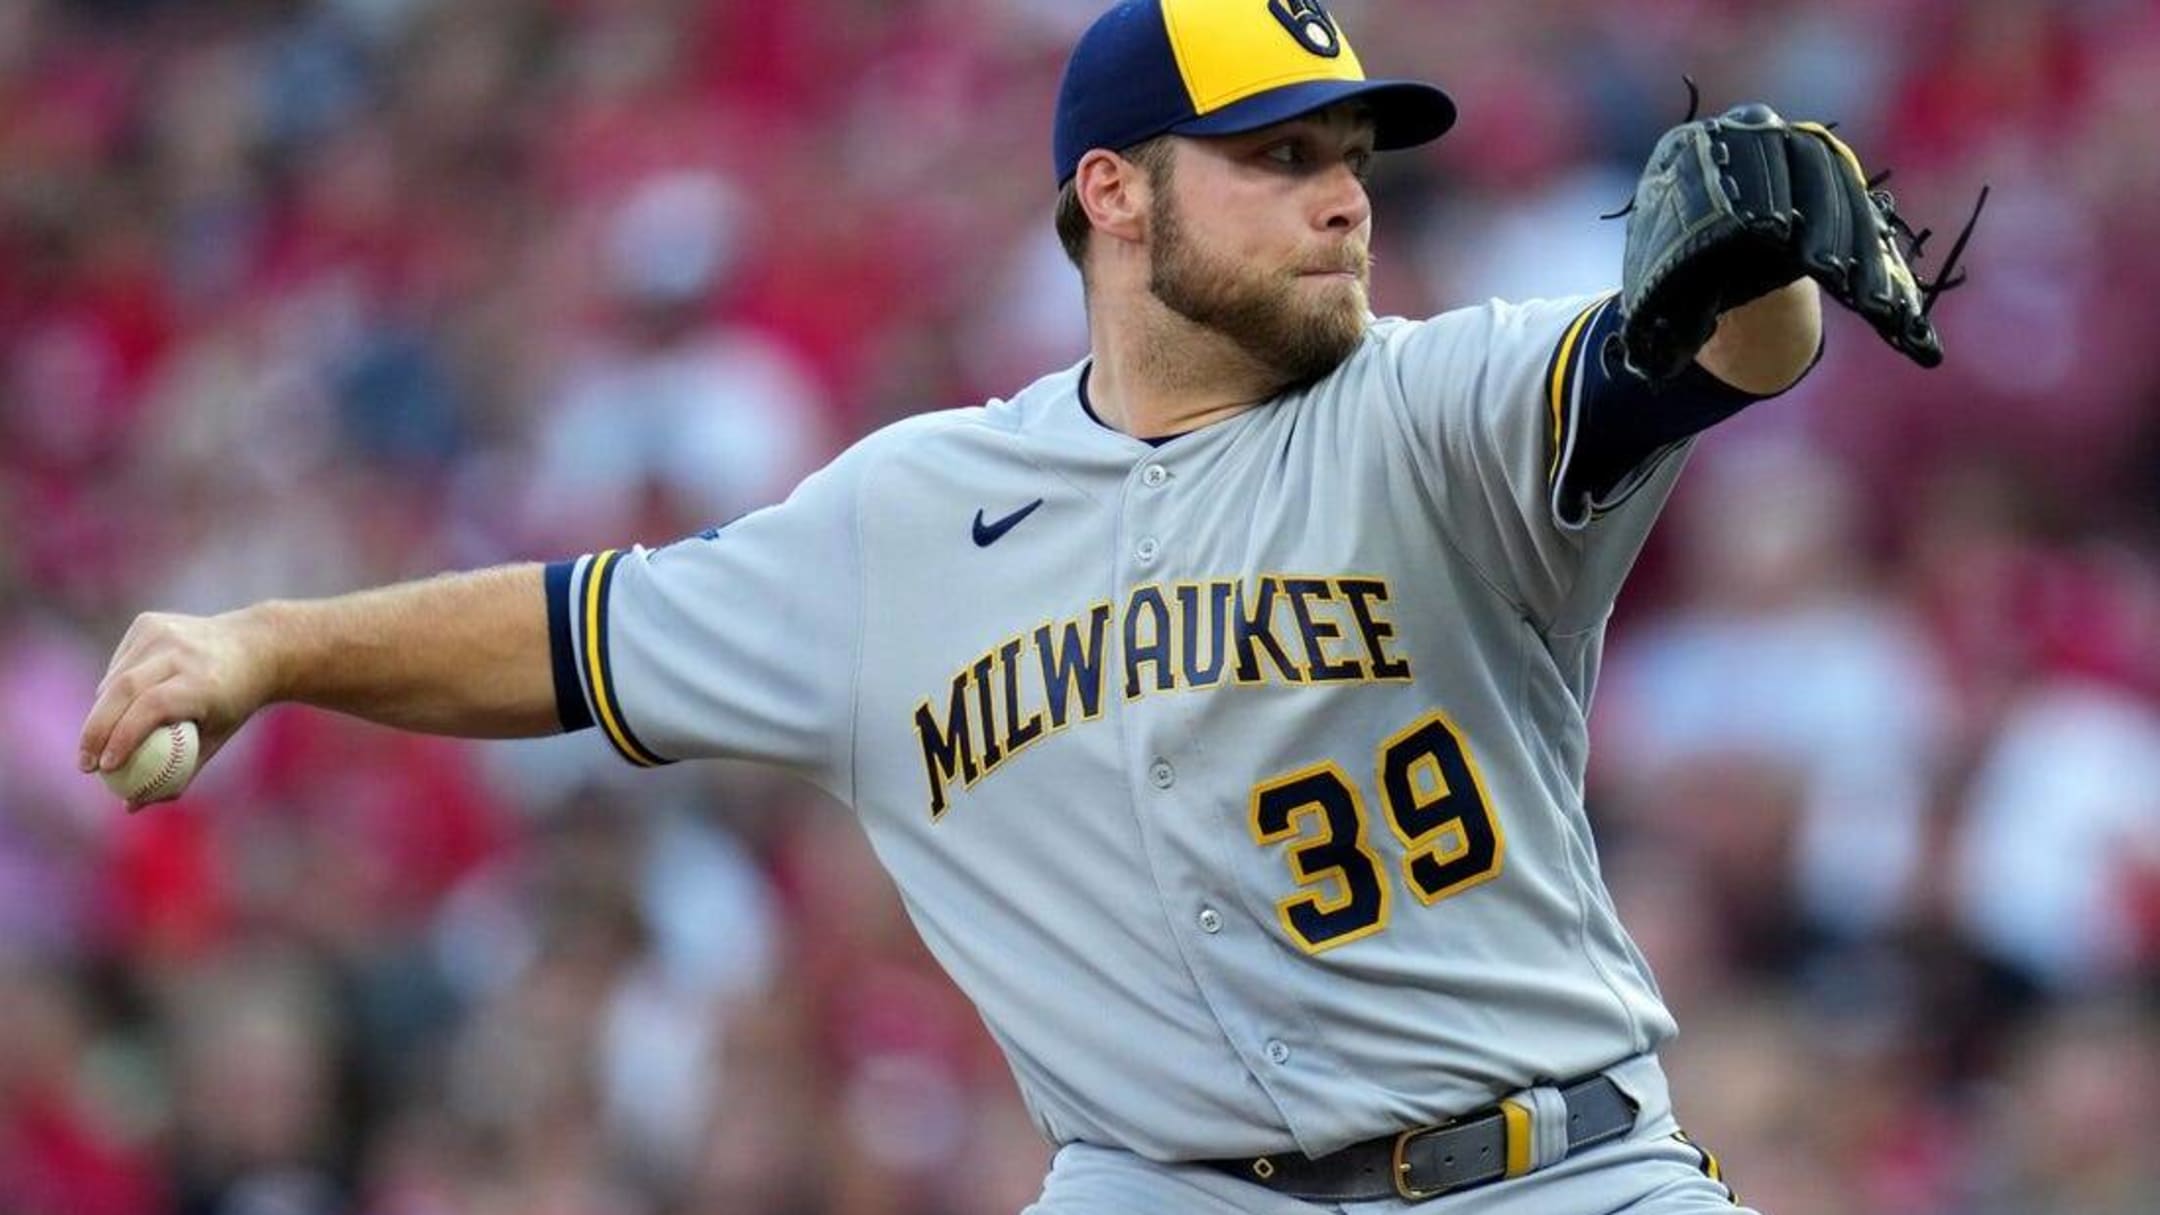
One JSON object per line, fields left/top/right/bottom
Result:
{"left": 2, "top": 1, "right": 2155, "bottom": 1213}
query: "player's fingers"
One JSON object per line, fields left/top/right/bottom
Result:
{"left": 78, "top": 655, "right": 176, "bottom": 772}
{"left": 95, "top": 613, "right": 181, "bottom": 697}
{"left": 99, "top": 612, "right": 167, "bottom": 680}
{"left": 98, "top": 684, "right": 187, "bottom": 780}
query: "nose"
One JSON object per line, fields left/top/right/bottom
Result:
{"left": 1316, "top": 162, "right": 1372, "bottom": 234}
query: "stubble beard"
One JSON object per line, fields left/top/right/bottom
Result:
{"left": 1146, "top": 189, "right": 1371, "bottom": 386}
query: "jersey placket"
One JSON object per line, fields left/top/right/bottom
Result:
{"left": 1106, "top": 427, "right": 1363, "bottom": 1157}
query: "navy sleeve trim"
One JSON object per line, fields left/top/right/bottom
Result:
{"left": 1550, "top": 301, "right": 1819, "bottom": 526}
{"left": 544, "top": 560, "right": 595, "bottom": 735}
{"left": 1543, "top": 296, "right": 1614, "bottom": 487}
{"left": 583, "top": 550, "right": 671, "bottom": 768}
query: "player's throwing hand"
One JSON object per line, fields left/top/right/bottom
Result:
{"left": 77, "top": 610, "right": 277, "bottom": 805}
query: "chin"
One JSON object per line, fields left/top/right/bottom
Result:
{"left": 1302, "top": 279, "right": 1369, "bottom": 321}
{"left": 1308, "top": 291, "right": 1370, "bottom": 338}
{"left": 1269, "top": 304, "right": 1368, "bottom": 383}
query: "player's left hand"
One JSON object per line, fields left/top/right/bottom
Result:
{"left": 1616, "top": 100, "right": 1984, "bottom": 383}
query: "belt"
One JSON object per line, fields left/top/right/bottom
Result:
{"left": 1199, "top": 1073, "right": 1639, "bottom": 1203}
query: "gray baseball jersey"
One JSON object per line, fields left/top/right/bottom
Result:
{"left": 546, "top": 291, "right": 1688, "bottom": 1163}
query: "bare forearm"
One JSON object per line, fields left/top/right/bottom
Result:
{"left": 252, "top": 564, "right": 559, "bottom": 737}
{"left": 1694, "top": 279, "right": 1822, "bottom": 395}
{"left": 83, "top": 563, "right": 563, "bottom": 785}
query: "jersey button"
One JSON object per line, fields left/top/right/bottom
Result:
{"left": 1135, "top": 537, "right": 1160, "bottom": 564}
{"left": 1149, "top": 760, "right": 1175, "bottom": 789}
{"left": 1265, "top": 1040, "right": 1292, "bottom": 1065}
{"left": 1198, "top": 908, "right": 1222, "bottom": 934}
{"left": 1142, "top": 464, "right": 1169, "bottom": 489}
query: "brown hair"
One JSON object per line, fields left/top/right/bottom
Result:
{"left": 1055, "top": 137, "right": 1176, "bottom": 276}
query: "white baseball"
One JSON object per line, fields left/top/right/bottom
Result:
{"left": 101, "top": 720, "right": 201, "bottom": 804}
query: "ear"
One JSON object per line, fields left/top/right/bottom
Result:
{"left": 1075, "top": 147, "right": 1157, "bottom": 247}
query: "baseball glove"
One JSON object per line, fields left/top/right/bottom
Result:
{"left": 1615, "top": 98, "right": 1985, "bottom": 383}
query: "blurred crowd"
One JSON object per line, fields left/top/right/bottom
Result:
{"left": 2, "top": 0, "right": 2157, "bottom": 1213}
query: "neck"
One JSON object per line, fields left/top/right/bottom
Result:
{"left": 1085, "top": 291, "right": 1288, "bottom": 440}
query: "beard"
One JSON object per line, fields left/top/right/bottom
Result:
{"left": 1146, "top": 190, "right": 1371, "bottom": 385}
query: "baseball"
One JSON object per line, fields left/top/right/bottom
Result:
{"left": 101, "top": 720, "right": 201, "bottom": 804}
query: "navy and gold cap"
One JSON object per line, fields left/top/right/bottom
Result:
{"left": 1053, "top": 0, "right": 1457, "bottom": 185}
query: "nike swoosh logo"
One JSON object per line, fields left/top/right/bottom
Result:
{"left": 973, "top": 499, "right": 1045, "bottom": 548}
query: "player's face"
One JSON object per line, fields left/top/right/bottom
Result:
{"left": 1148, "top": 107, "right": 1377, "bottom": 383}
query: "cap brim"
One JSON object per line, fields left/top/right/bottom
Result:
{"left": 1170, "top": 79, "right": 1456, "bottom": 151}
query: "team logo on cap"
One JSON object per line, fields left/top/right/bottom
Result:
{"left": 1267, "top": 0, "right": 1343, "bottom": 58}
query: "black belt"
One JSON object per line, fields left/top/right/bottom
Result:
{"left": 1199, "top": 1073, "right": 1639, "bottom": 1203}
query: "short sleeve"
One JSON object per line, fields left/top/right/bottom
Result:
{"left": 546, "top": 449, "right": 865, "bottom": 794}
{"left": 1385, "top": 293, "right": 1694, "bottom": 635}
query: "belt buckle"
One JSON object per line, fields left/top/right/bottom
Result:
{"left": 1390, "top": 1112, "right": 1473, "bottom": 1202}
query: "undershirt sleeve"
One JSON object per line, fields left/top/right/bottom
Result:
{"left": 1553, "top": 299, "right": 1818, "bottom": 525}
{"left": 1385, "top": 293, "right": 1819, "bottom": 634}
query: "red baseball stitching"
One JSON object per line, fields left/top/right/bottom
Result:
{"left": 137, "top": 723, "right": 188, "bottom": 799}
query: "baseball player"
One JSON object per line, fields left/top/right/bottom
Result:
{"left": 81, "top": 1, "right": 1972, "bottom": 1211}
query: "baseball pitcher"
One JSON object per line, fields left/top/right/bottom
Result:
{"left": 81, "top": 1, "right": 1974, "bottom": 1211}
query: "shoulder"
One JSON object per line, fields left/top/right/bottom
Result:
{"left": 842, "top": 407, "right": 989, "bottom": 466}
{"left": 857, "top": 362, "right": 1086, "bottom": 451}
{"left": 814, "top": 361, "right": 1090, "bottom": 488}
{"left": 1370, "top": 295, "right": 1614, "bottom": 360}
{"left": 1354, "top": 296, "right": 1615, "bottom": 425}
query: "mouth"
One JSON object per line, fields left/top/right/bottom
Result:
{"left": 1297, "top": 269, "right": 1367, "bottom": 289}
{"left": 1298, "top": 254, "right": 1370, "bottom": 282}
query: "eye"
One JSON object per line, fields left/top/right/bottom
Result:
{"left": 1263, "top": 141, "right": 1307, "bottom": 168}
{"left": 1347, "top": 149, "right": 1376, "bottom": 180}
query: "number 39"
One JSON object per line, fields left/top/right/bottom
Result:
{"left": 1248, "top": 710, "right": 1505, "bottom": 953}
